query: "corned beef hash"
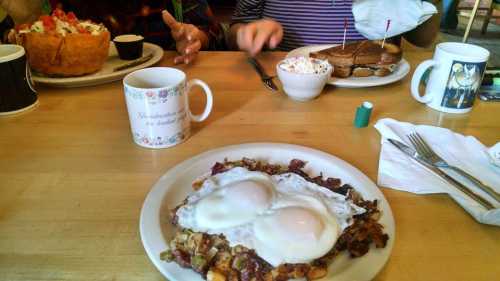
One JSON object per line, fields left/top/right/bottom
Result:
{"left": 161, "top": 158, "right": 388, "bottom": 281}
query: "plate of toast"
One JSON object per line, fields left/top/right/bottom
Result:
{"left": 287, "top": 41, "right": 410, "bottom": 88}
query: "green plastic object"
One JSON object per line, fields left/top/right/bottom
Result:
{"left": 42, "top": 0, "right": 52, "bottom": 14}
{"left": 172, "top": 0, "right": 183, "bottom": 22}
{"left": 354, "top": 101, "right": 373, "bottom": 128}
{"left": 493, "top": 77, "right": 500, "bottom": 86}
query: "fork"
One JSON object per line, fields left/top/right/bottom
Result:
{"left": 247, "top": 57, "right": 278, "bottom": 92}
{"left": 408, "top": 132, "right": 500, "bottom": 203}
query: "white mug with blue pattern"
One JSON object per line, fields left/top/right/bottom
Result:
{"left": 411, "top": 42, "right": 489, "bottom": 114}
{"left": 123, "top": 67, "right": 213, "bottom": 149}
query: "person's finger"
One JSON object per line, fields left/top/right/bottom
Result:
{"left": 171, "top": 24, "right": 186, "bottom": 41}
{"left": 173, "top": 55, "right": 185, "bottom": 64}
{"left": 173, "top": 53, "right": 197, "bottom": 65}
{"left": 184, "top": 40, "right": 201, "bottom": 55}
{"left": 238, "top": 25, "right": 257, "bottom": 53}
{"left": 184, "top": 26, "right": 198, "bottom": 42}
{"left": 176, "top": 40, "right": 188, "bottom": 54}
{"left": 236, "top": 28, "right": 246, "bottom": 51}
{"left": 251, "top": 28, "right": 273, "bottom": 56}
{"left": 269, "top": 25, "right": 283, "bottom": 49}
{"left": 162, "top": 10, "right": 182, "bottom": 31}
{"left": 243, "top": 25, "right": 257, "bottom": 50}
{"left": 183, "top": 53, "right": 197, "bottom": 64}
{"left": 177, "top": 39, "right": 200, "bottom": 56}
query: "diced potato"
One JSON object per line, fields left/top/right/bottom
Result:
{"left": 214, "top": 252, "right": 232, "bottom": 272}
{"left": 191, "top": 255, "right": 208, "bottom": 272}
{"left": 263, "top": 272, "right": 273, "bottom": 281}
{"left": 196, "top": 234, "right": 211, "bottom": 254}
{"left": 192, "top": 179, "right": 204, "bottom": 190}
{"left": 307, "top": 266, "right": 327, "bottom": 280}
{"left": 187, "top": 233, "right": 203, "bottom": 252}
{"left": 290, "top": 264, "right": 309, "bottom": 279}
{"left": 227, "top": 269, "right": 239, "bottom": 281}
{"left": 159, "top": 250, "right": 174, "bottom": 262}
{"left": 207, "top": 270, "right": 226, "bottom": 281}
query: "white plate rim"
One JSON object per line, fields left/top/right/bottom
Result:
{"left": 287, "top": 44, "right": 410, "bottom": 88}
{"left": 140, "top": 142, "right": 395, "bottom": 281}
{"left": 32, "top": 42, "right": 163, "bottom": 88}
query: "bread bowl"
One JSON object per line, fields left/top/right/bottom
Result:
{"left": 15, "top": 9, "right": 110, "bottom": 77}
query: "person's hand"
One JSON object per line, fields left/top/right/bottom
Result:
{"left": 236, "top": 19, "right": 283, "bottom": 56}
{"left": 162, "top": 10, "right": 208, "bottom": 64}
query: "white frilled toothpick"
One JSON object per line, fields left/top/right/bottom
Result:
{"left": 342, "top": 17, "right": 347, "bottom": 50}
{"left": 381, "top": 19, "right": 391, "bottom": 48}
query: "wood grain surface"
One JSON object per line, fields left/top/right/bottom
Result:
{"left": 0, "top": 50, "right": 499, "bottom": 281}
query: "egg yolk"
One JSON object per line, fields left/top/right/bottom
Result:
{"left": 253, "top": 206, "right": 339, "bottom": 266}
{"left": 269, "top": 207, "right": 325, "bottom": 240}
{"left": 194, "top": 180, "right": 272, "bottom": 229}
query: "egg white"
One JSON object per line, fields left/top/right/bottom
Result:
{"left": 176, "top": 167, "right": 365, "bottom": 266}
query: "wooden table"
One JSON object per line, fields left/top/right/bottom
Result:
{"left": 1, "top": 51, "right": 499, "bottom": 281}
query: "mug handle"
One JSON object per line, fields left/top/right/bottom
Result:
{"left": 411, "top": 60, "right": 438, "bottom": 104}
{"left": 186, "top": 79, "right": 213, "bottom": 122}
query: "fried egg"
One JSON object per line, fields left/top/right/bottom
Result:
{"left": 176, "top": 167, "right": 365, "bottom": 267}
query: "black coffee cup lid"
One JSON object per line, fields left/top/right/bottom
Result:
{"left": 113, "top": 34, "right": 144, "bottom": 43}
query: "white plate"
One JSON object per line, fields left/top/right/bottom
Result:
{"left": 140, "top": 143, "right": 395, "bottom": 281}
{"left": 32, "top": 42, "right": 163, "bottom": 88}
{"left": 287, "top": 44, "right": 410, "bottom": 88}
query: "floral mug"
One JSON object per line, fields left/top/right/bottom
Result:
{"left": 123, "top": 67, "right": 213, "bottom": 149}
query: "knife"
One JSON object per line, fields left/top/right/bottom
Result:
{"left": 113, "top": 53, "right": 154, "bottom": 72}
{"left": 247, "top": 57, "right": 278, "bottom": 92}
{"left": 388, "top": 138, "right": 495, "bottom": 210}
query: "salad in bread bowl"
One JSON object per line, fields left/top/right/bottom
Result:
{"left": 13, "top": 9, "right": 110, "bottom": 77}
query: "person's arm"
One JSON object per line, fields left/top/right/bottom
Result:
{"left": 402, "top": 0, "right": 441, "bottom": 47}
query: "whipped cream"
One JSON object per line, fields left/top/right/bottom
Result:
{"left": 279, "top": 57, "right": 331, "bottom": 75}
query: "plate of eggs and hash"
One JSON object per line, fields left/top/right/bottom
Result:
{"left": 140, "top": 143, "right": 395, "bottom": 281}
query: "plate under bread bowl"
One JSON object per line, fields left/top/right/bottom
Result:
{"left": 287, "top": 44, "right": 410, "bottom": 88}
{"left": 31, "top": 42, "right": 163, "bottom": 88}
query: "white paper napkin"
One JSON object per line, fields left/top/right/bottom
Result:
{"left": 374, "top": 118, "right": 500, "bottom": 226}
{"left": 488, "top": 143, "right": 500, "bottom": 167}
{"left": 352, "top": 0, "right": 437, "bottom": 40}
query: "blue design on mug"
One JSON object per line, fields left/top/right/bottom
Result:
{"left": 441, "top": 60, "right": 486, "bottom": 109}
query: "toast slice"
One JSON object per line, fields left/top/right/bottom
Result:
{"left": 373, "top": 41, "right": 403, "bottom": 65}
{"left": 310, "top": 41, "right": 363, "bottom": 67}
{"left": 310, "top": 40, "right": 402, "bottom": 78}
{"left": 354, "top": 41, "right": 384, "bottom": 65}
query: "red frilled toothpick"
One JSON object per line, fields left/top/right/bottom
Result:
{"left": 381, "top": 19, "right": 391, "bottom": 48}
{"left": 342, "top": 17, "right": 347, "bottom": 50}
